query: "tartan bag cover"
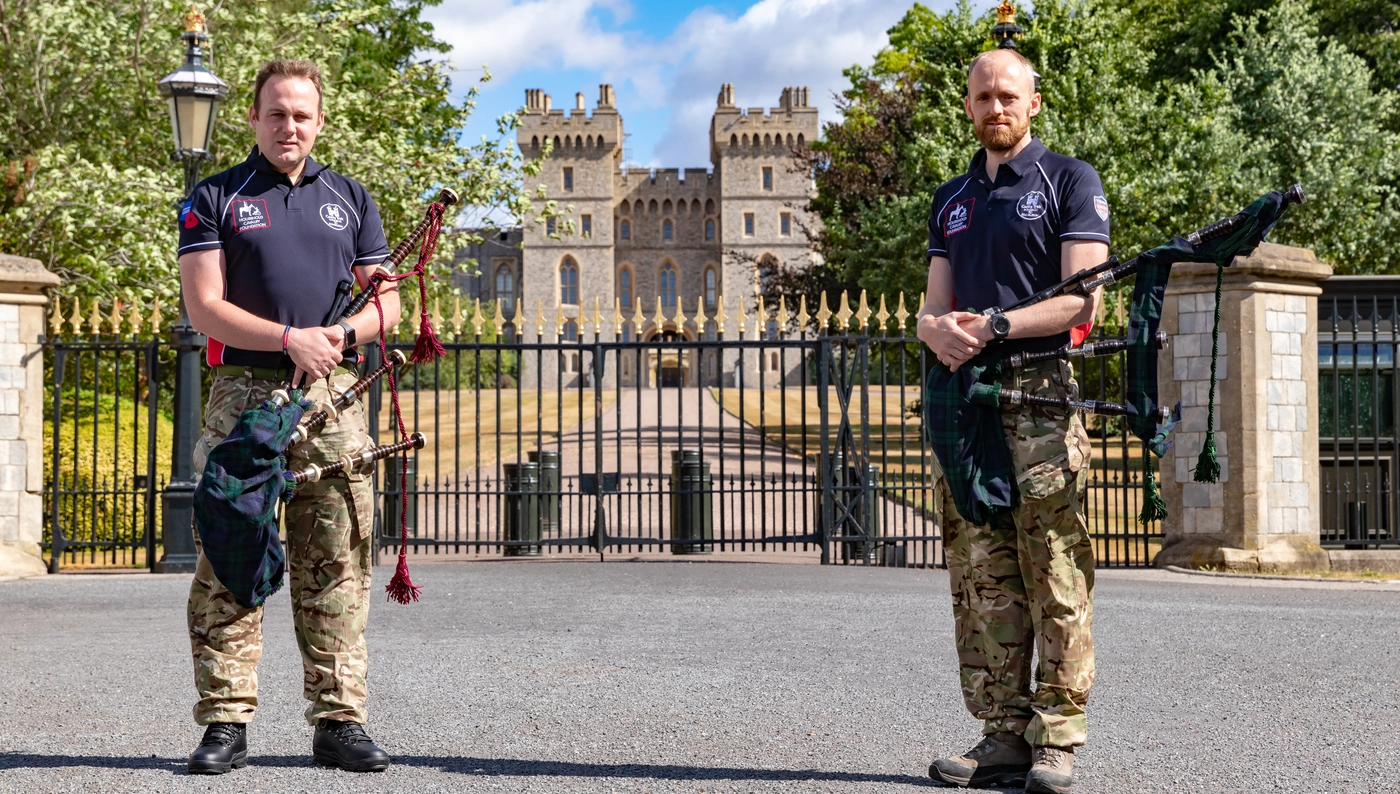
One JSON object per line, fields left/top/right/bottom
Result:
{"left": 192, "top": 391, "right": 310, "bottom": 609}
{"left": 923, "top": 359, "right": 1017, "bottom": 527}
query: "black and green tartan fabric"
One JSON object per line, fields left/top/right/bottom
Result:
{"left": 923, "top": 359, "right": 1016, "bottom": 526}
{"left": 192, "top": 390, "right": 310, "bottom": 609}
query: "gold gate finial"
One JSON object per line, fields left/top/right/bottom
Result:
{"left": 185, "top": 5, "right": 206, "bottom": 34}
{"left": 997, "top": 1, "right": 1016, "bottom": 25}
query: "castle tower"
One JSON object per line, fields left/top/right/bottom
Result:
{"left": 518, "top": 85, "right": 623, "bottom": 386}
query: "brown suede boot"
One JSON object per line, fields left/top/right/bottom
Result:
{"left": 928, "top": 731, "right": 1032, "bottom": 788}
{"left": 1025, "top": 745, "right": 1075, "bottom": 793}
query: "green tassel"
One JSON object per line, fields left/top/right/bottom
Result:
{"left": 1193, "top": 263, "right": 1225, "bottom": 484}
{"left": 1139, "top": 444, "right": 1168, "bottom": 524}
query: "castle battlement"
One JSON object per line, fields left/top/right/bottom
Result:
{"left": 710, "top": 84, "right": 818, "bottom": 153}
{"left": 519, "top": 86, "right": 623, "bottom": 153}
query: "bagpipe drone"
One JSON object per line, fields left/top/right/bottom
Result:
{"left": 924, "top": 185, "right": 1306, "bottom": 528}
{"left": 191, "top": 188, "right": 459, "bottom": 609}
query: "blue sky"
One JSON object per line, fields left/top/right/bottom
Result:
{"left": 424, "top": 0, "right": 995, "bottom": 169}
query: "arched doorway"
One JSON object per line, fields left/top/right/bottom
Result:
{"left": 646, "top": 327, "right": 691, "bottom": 387}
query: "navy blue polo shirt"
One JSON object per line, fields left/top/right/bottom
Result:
{"left": 177, "top": 147, "right": 389, "bottom": 368}
{"left": 927, "top": 137, "right": 1110, "bottom": 355}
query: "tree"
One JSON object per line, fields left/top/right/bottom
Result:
{"left": 0, "top": 0, "right": 557, "bottom": 308}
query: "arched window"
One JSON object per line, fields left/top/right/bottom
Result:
{"left": 619, "top": 267, "right": 632, "bottom": 308}
{"left": 742, "top": 134, "right": 749, "bottom": 146}
{"left": 662, "top": 219, "right": 673, "bottom": 241}
{"left": 705, "top": 219, "right": 715, "bottom": 240}
{"left": 704, "top": 267, "right": 717, "bottom": 308}
{"left": 705, "top": 198, "right": 715, "bottom": 215}
{"left": 495, "top": 265, "right": 515, "bottom": 317}
{"left": 797, "top": 133, "right": 805, "bottom": 145}
{"left": 620, "top": 219, "right": 630, "bottom": 240}
{"left": 659, "top": 263, "right": 677, "bottom": 308}
{"left": 560, "top": 257, "right": 579, "bottom": 305}
{"left": 663, "top": 199, "right": 673, "bottom": 215}
{"left": 531, "top": 135, "right": 539, "bottom": 148}
{"left": 730, "top": 134, "right": 738, "bottom": 146}
{"left": 648, "top": 199, "right": 658, "bottom": 214}
{"left": 563, "top": 320, "right": 578, "bottom": 342}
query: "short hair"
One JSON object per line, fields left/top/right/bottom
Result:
{"left": 253, "top": 60, "right": 324, "bottom": 112}
{"left": 966, "top": 49, "right": 1042, "bottom": 94}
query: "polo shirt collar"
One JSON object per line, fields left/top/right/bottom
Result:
{"left": 244, "top": 146, "right": 327, "bottom": 183}
{"left": 967, "top": 136, "right": 1048, "bottom": 179}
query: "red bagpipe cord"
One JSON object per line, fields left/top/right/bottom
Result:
{"left": 370, "top": 200, "right": 448, "bottom": 604}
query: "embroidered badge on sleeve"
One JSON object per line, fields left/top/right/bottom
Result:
{"left": 1094, "top": 195, "right": 1110, "bottom": 221}
{"left": 945, "top": 198, "right": 975, "bottom": 236}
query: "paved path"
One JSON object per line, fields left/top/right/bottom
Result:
{"left": 2, "top": 564, "right": 1396, "bottom": 793}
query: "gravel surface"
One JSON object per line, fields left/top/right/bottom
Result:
{"left": 1, "top": 562, "right": 1396, "bottom": 793}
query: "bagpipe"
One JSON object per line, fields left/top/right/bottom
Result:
{"left": 191, "top": 189, "right": 459, "bottom": 609}
{"left": 924, "top": 185, "right": 1306, "bottom": 528}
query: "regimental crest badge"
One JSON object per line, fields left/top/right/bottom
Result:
{"left": 231, "top": 199, "right": 270, "bottom": 233}
{"left": 945, "top": 198, "right": 975, "bottom": 236}
{"left": 1016, "top": 190, "right": 1048, "bottom": 220}
{"left": 320, "top": 203, "right": 349, "bottom": 231}
{"left": 180, "top": 199, "right": 197, "bottom": 229}
{"left": 1094, "top": 195, "right": 1110, "bottom": 221}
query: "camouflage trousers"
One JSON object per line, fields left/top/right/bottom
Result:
{"left": 188, "top": 369, "right": 375, "bottom": 726}
{"left": 936, "top": 358, "right": 1096, "bottom": 748}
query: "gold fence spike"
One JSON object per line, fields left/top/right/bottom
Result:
{"left": 89, "top": 299, "right": 102, "bottom": 337}
{"left": 736, "top": 295, "right": 748, "bottom": 336}
{"left": 876, "top": 293, "right": 890, "bottom": 332}
{"left": 835, "top": 290, "right": 853, "bottom": 330}
{"left": 48, "top": 296, "right": 64, "bottom": 338}
{"left": 554, "top": 300, "right": 567, "bottom": 337}
{"left": 895, "top": 292, "right": 910, "bottom": 329}
{"left": 432, "top": 297, "right": 442, "bottom": 334}
{"left": 713, "top": 295, "right": 729, "bottom": 336}
{"left": 777, "top": 295, "right": 790, "bottom": 331}
{"left": 535, "top": 298, "right": 546, "bottom": 337}
{"left": 453, "top": 295, "right": 463, "bottom": 336}
{"left": 756, "top": 296, "right": 767, "bottom": 337}
{"left": 856, "top": 289, "right": 872, "bottom": 331}
{"left": 816, "top": 292, "right": 832, "bottom": 329}
{"left": 613, "top": 297, "right": 625, "bottom": 336}
{"left": 592, "top": 296, "right": 603, "bottom": 336}
{"left": 473, "top": 297, "right": 484, "bottom": 337}
{"left": 149, "top": 298, "right": 163, "bottom": 333}
{"left": 651, "top": 297, "right": 665, "bottom": 332}
{"left": 631, "top": 298, "right": 645, "bottom": 336}
{"left": 111, "top": 298, "right": 124, "bottom": 335}
{"left": 128, "top": 294, "right": 142, "bottom": 337}
{"left": 797, "top": 295, "right": 810, "bottom": 329}
{"left": 673, "top": 294, "right": 687, "bottom": 330}
{"left": 493, "top": 298, "right": 506, "bottom": 337}
{"left": 69, "top": 297, "right": 81, "bottom": 336}
{"left": 693, "top": 296, "right": 708, "bottom": 330}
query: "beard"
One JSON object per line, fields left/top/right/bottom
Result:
{"left": 975, "top": 114, "right": 1030, "bottom": 151}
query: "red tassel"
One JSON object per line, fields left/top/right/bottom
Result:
{"left": 385, "top": 552, "right": 421, "bottom": 604}
{"left": 410, "top": 312, "right": 447, "bottom": 364}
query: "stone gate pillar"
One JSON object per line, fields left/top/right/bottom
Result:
{"left": 0, "top": 254, "right": 60, "bottom": 579}
{"left": 1156, "top": 243, "right": 1331, "bottom": 572}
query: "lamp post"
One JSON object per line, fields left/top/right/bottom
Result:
{"left": 154, "top": 6, "right": 227, "bottom": 573}
{"left": 992, "top": 1, "right": 1024, "bottom": 49}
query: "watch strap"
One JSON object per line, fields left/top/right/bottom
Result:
{"left": 336, "top": 320, "right": 357, "bottom": 348}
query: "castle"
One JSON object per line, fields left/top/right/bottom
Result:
{"left": 456, "top": 83, "right": 819, "bottom": 387}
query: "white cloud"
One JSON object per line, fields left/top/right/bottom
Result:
{"left": 424, "top": 0, "right": 634, "bottom": 83}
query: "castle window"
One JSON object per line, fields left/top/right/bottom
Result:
{"left": 619, "top": 267, "right": 632, "bottom": 308}
{"left": 705, "top": 267, "right": 717, "bottom": 309}
{"left": 563, "top": 167, "right": 573, "bottom": 191}
{"left": 797, "top": 133, "right": 805, "bottom": 145}
{"left": 531, "top": 135, "right": 539, "bottom": 148}
{"left": 660, "top": 263, "right": 677, "bottom": 308}
{"left": 705, "top": 219, "right": 715, "bottom": 241}
{"left": 620, "top": 219, "right": 630, "bottom": 240}
{"left": 546, "top": 217, "right": 556, "bottom": 235}
{"left": 743, "top": 213, "right": 754, "bottom": 236}
{"left": 764, "top": 134, "right": 772, "bottom": 146}
{"left": 560, "top": 257, "right": 579, "bottom": 305}
{"left": 662, "top": 219, "right": 673, "bottom": 241}
{"left": 705, "top": 198, "right": 715, "bottom": 215}
{"left": 762, "top": 166, "right": 773, "bottom": 191}
{"left": 704, "top": 322, "right": 717, "bottom": 343}
{"left": 730, "top": 134, "right": 738, "bottom": 147}
{"left": 563, "top": 320, "right": 578, "bottom": 342}
{"left": 495, "top": 265, "right": 515, "bottom": 317}
{"left": 780, "top": 212, "right": 791, "bottom": 236}
{"left": 581, "top": 214, "right": 592, "bottom": 238}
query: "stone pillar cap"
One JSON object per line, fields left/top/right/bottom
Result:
{"left": 1169, "top": 242, "right": 1332, "bottom": 289}
{"left": 0, "top": 254, "right": 61, "bottom": 295}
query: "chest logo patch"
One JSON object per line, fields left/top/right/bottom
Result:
{"left": 1094, "top": 195, "right": 1110, "bottom": 220}
{"left": 1016, "top": 191, "right": 1049, "bottom": 220}
{"left": 231, "top": 199, "right": 270, "bottom": 233}
{"left": 320, "top": 203, "right": 350, "bottom": 231}
{"left": 945, "top": 198, "right": 975, "bottom": 236}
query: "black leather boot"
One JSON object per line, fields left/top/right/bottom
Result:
{"left": 313, "top": 719, "right": 390, "bottom": 772}
{"left": 188, "top": 722, "right": 247, "bottom": 775}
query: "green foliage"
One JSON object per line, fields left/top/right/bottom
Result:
{"left": 802, "top": 0, "right": 1400, "bottom": 298}
{"left": 0, "top": 0, "right": 558, "bottom": 306}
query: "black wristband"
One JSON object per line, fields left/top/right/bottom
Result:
{"left": 336, "top": 320, "right": 357, "bottom": 348}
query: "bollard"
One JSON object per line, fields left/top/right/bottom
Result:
{"left": 843, "top": 463, "right": 882, "bottom": 563}
{"left": 528, "top": 449, "right": 561, "bottom": 535}
{"left": 502, "top": 462, "right": 542, "bottom": 556}
{"left": 670, "top": 449, "right": 713, "bottom": 554}
{"left": 382, "top": 455, "right": 418, "bottom": 540}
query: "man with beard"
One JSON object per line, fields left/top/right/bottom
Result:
{"left": 916, "top": 48, "right": 1109, "bottom": 793}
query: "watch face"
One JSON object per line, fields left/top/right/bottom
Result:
{"left": 992, "top": 314, "right": 1011, "bottom": 337}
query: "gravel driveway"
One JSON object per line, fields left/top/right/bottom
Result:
{"left": 1, "top": 562, "right": 1396, "bottom": 793}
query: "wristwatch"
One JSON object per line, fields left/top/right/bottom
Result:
{"left": 989, "top": 311, "right": 1011, "bottom": 340}
{"left": 336, "top": 320, "right": 357, "bottom": 348}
